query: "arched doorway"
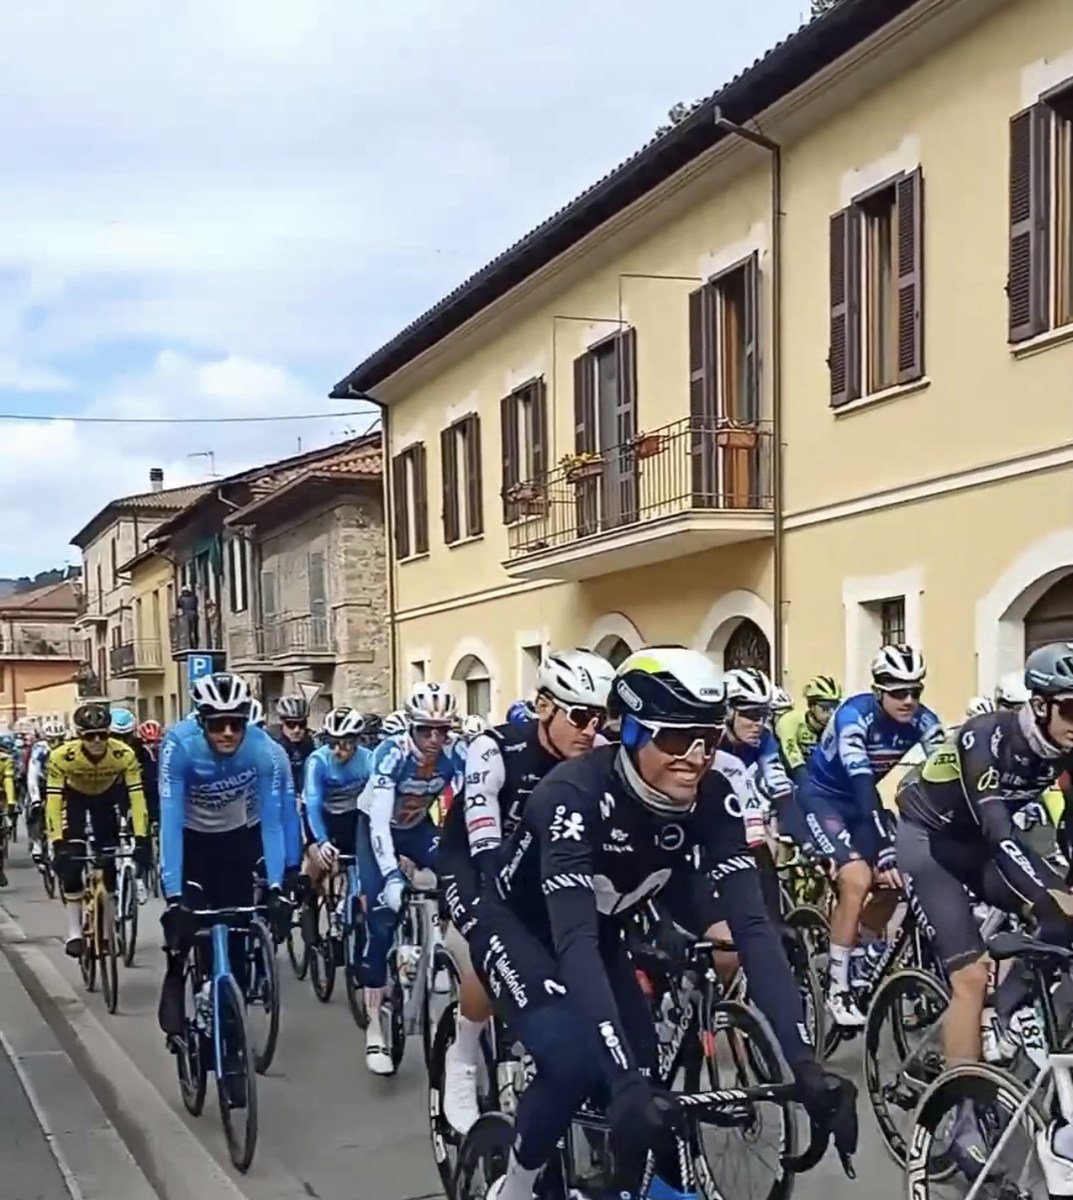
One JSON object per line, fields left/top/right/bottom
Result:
{"left": 451, "top": 653, "right": 491, "bottom": 717}
{"left": 1024, "top": 573, "right": 1073, "bottom": 652}
{"left": 723, "top": 619, "right": 772, "bottom": 673}
{"left": 595, "top": 635, "right": 633, "bottom": 668}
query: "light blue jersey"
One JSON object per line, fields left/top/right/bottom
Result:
{"left": 267, "top": 737, "right": 303, "bottom": 870}
{"left": 304, "top": 743, "right": 374, "bottom": 845}
{"left": 807, "top": 691, "right": 943, "bottom": 812}
{"left": 361, "top": 733, "right": 464, "bottom": 876}
{"left": 159, "top": 720, "right": 286, "bottom": 898}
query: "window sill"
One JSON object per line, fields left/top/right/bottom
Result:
{"left": 397, "top": 552, "right": 430, "bottom": 566}
{"left": 831, "top": 375, "right": 931, "bottom": 418}
{"left": 1010, "top": 323, "right": 1073, "bottom": 360}
{"left": 446, "top": 534, "right": 485, "bottom": 550}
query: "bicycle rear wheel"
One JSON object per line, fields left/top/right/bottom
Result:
{"left": 79, "top": 901, "right": 97, "bottom": 991}
{"left": 215, "top": 974, "right": 259, "bottom": 1172}
{"left": 343, "top": 895, "right": 368, "bottom": 1029}
{"left": 245, "top": 918, "right": 280, "bottom": 1075}
{"left": 309, "top": 892, "right": 338, "bottom": 1003}
{"left": 98, "top": 891, "right": 119, "bottom": 1014}
{"left": 176, "top": 962, "right": 208, "bottom": 1116}
{"left": 40, "top": 858, "right": 56, "bottom": 900}
{"left": 118, "top": 864, "right": 139, "bottom": 966}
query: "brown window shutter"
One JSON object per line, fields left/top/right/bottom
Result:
{"left": 896, "top": 167, "right": 925, "bottom": 383}
{"left": 828, "top": 208, "right": 861, "bottom": 407}
{"left": 573, "top": 353, "right": 596, "bottom": 452}
{"left": 440, "top": 427, "right": 459, "bottom": 544}
{"left": 464, "top": 415, "right": 483, "bottom": 537}
{"left": 1008, "top": 105, "right": 1051, "bottom": 343}
{"left": 391, "top": 452, "right": 410, "bottom": 560}
{"left": 742, "top": 251, "right": 761, "bottom": 421}
{"left": 412, "top": 443, "right": 429, "bottom": 554}
{"left": 616, "top": 328, "right": 639, "bottom": 524}
{"left": 499, "top": 393, "right": 519, "bottom": 522}
{"left": 689, "top": 286, "right": 717, "bottom": 504}
{"left": 531, "top": 380, "right": 548, "bottom": 480}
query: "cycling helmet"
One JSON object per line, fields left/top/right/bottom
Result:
{"left": 1025, "top": 643, "right": 1073, "bottom": 697}
{"left": 461, "top": 714, "right": 488, "bottom": 738}
{"left": 249, "top": 699, "right": 265, "bottom": 726}
{"left": 995, "top": 671, "right": 1031, "bottom": 708}
{"left": 109, "top": 707, "right": 136, "bottom": 736}
{"left": 724, "top": 668, "right": 774, "bottom": 709}
{"left": 190, "top": 672, "right": 251, "bottom": 716}
{"left": 381, "top": 710, "right": 408, "bottom": 738}
{"left": 277, "top": 695, "right": 309, "bottom": 722}
{"left": 138, "top": 719, "right": 163, "bottom": 743}
{"left": 870, "top": 644, "right": 926, "bottom": 688}
{"left": 323, "top": 706, "right": 365, "bottom": 739}
{"left": 966, "top": 696, "right": 996, "bottom": 717}
{"left": 612, "top": 646, "right": 725, "bottom": 727}
{"left": 803, "top": 674, "right": 842, "bottom": 703}
{"left": 536, "top": 649, "right": 614, "bottom": 708}
{"left": 771, "top": 685, "right": 794, "bottom": 714}
{"left": 42, "top": 719, "right": 67, "bottom": 740}
{"left": 405, "top": 682, "right": 456, "bottom": 726}
{"left": 506, "top": 700, "right": 536, "bottom": 724}
{"left": 73, "top": 702, "right": 111, "bottom": 733}
{"left": 360, "top": 712, "right": 382, "bottom": 741}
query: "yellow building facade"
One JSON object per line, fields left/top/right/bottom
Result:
{"left": 335, "top": 0, "right": 1073, "bottom": 725}
{"left": 115, "top": 549, "right": 184, "bottom": 725}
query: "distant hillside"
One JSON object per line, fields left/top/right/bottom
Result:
{"left": 0, "top": 567, "right": 79, "bottom": 596}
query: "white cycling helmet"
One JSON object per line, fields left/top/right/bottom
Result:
{"left": 406, "top": 682, "right": 456, "bottom": 726}
{"left": 771, "top": 685, "right": 794, "bottom": 714}
{"left": 995, "top": 670, "right": 1031, "bottom": 708}
{"left": 42, "top": 719, "right": 66, "bottom": 740}
{"left": 323, "top": 706, "right": 365, "bottom": 739}
{"left": 870, "top": 644, "right": 926, "bottom": 689}
{"left": 724, "top": 668, "right": 774, "bottom": 709}
{"left": 461, "top": 713, "right": 488, "bottom": 738}
{"left": 249, "top": 699, "right": 265, "bottom": 726}
{"left": 381, "top": 710, "right": 408, "bottom": 737}
{"left": 190, "top": 672, "right": 252, "bottom": 715}
{"left": 536, "top": 649, "right": 615, "bottom": 709}
{"left": 966, "top": 696, "right": 996, "bottom": 717}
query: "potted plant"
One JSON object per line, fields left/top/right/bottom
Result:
{"left": 505, "top": 480, "right": 546, "bottom": 515}
{"left": 631, "top": 430, "right": 664, "bottom": 460}
{"left": 560, "top": 451, "right": 604, "bottom": 483}
{"left": 715, "top": 421, "right": 760, "bottom": 450}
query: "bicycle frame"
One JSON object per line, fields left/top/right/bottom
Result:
{"left": 192, "top": 906, "right": 259, "bottom": 1076}
{"left": 399, "top": 887, "right": 439, "bottom": 1035}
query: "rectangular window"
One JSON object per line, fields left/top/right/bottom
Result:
{"left": 227, "top": 538, "right": 249, "bottom": 613}
{"left": 390, "top": 443, "right": 429, "bottom": 560}
{"left": 500, "top": 380, "right": 548, "bottom": 522}
{"left": 465, "top": 677, "right": 491, "bottom": 719}
{"left": 409, "top": 659, "right": 426, "bottom": 685}
{"left": 829, "top": 168, "right": 925, "bottom": 405}
{"left": 110, "top": 536, "right": 118, "bottom": 586}
{"left": 519, "top": 643, "right": 542, "bottom": 697}
{"left": 1009, "top": 83, "right": 1073, "bottom": 341}
{"left": 879, "top": 597, "right": 906, "bottom": 646}
{"left": 440, "top": 414, "right": 484, "bottom": 544}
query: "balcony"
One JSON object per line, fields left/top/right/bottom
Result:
{"left": 109, "top": 639, "right": 164, "bottom": 677}
{"left": 0, "top": 636, "right": 81, "bottom": 660}
{"left": 169, "top": 613, "right": 224, "bottom": 660}
{"left": 229, "top": 615, "right": 336, "bottom": 669}
{"left": 74, "top": 593, "right": 107, "bottom": 626}
{"left": 504, "top": 415, "right": 774, "bottom": 582}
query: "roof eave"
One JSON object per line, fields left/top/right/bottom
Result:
{"left": 225, "top": 470, "right": 378, "bottom": 530}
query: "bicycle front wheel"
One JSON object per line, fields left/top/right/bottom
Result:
{"left": 215, "top": 974, "right": 258, "bottom": 1172}
{"left": 97, "top": 891, "right": 119, "bottom": 1014}
{"left": 245, "top": 918, "right": 280, "bottom": 1075}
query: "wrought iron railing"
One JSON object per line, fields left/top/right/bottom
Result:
{"left": 505, "top": 415, "right": 772, "bottom": 559}
{"left": 170, "top": 614, "right": 223, "bottom": 654}
{"left": 228, "top": 615, "right": 335, "bottom": 663}
{"left": 110, "top": 640, "right": 163, "bottom": 675}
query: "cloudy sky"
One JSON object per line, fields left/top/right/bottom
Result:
{"left": 0, "top": 0, "right": 808, "bottom": 575}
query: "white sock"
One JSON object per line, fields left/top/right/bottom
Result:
{"left": 453, "top": 1015, "right": 484, "bottom": 1066}
{"left": 828, "top": 944, "right": 852, "bottom": 992}
{"left": 65, "top": 905, "right": 82, "bottom": 942}
{"left": 497, "top": 1151, "right": 538, "bottom": 1200}
{"left": 365, "top": 989, "right": 384, "bottom": 1045}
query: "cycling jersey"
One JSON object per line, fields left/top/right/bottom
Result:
{"left": 361, "top": 733, "right": 464, "bottom": 878}
{"left": 775, "top": 709, "right": 825, "bottom": 777}
{"left": 712, "top": 749, "right": 767, "bottom": 846}
{"left": 158, "top": 720, "right": 286, "bottom": 898}
{"left": 27, "top": 741, "right": 49, "bottom": 806}
{"left": 304, "top": 743, "right": 373, "bottom": 845}
{"left": 45, "top": 738, "right": 147, "bottom": 843}
{"left": 718, "top": 726, "right": 792, "bottom": 797}
{"left": 0, "top": 752, "right": 14, "bottom": 811}
{"left": 487, "top": 745, "right": 811, "bottom": 1081}
{"left": 267, "top": 738, "right": 302, "bottom": 870}
{"left": 267, "top": 726, "right": 316, "bottom": 795}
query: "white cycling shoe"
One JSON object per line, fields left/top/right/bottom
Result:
{"left": 443, "top": 1042, "right": 480, "bottom": 1134}
{"left": 1038, "top": 1124, "right": 1073, "bottom": 1196}
{"left": 365, "top": 1028, "right": 394, "bottom": 1076}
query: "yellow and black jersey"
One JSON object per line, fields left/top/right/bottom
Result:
{"left": 0, "top": 752, "right": 14, "bottom": 810}
{"left": 46, "top": 738, "right": 147, "bottom": 842}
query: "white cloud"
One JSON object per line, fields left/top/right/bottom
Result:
{"left": 0, "top": 0, "right": 805, "bottom": 572}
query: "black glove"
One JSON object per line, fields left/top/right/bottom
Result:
{"left": 160, "top": 896, "right": 196, "bottom": 951}
{"left": 132, "top": 836, "right": 152, "bottom": 872}
{"left": 792, "top": 1060, "right": 859, "bottom": 1162}
{"left": 282, "top": 865, "right": 302, "bottom": 902}
{"left": 606, "top": 1071, "right": 683, "bottom": 1153}
{"left": 265, "top": 885, "right": 293, "bottom": 942}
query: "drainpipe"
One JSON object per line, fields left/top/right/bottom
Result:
{"left": 343, "top": 385, "right": 397, "bottom": 708}
{"left": 713, "top": 108, "right": 785, "bottom": 682}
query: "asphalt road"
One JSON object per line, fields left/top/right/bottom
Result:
{"left": 0, "top": 841, "right": 902, "bottom": 1200}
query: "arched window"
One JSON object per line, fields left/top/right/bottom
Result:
{"left": 723, "top": 619, "right": 771, "bottom": 673}
{"left": 596, "top": 635, "right": 633, "bottom": 668}
{"left": 451, "top": 653, "right": 491, "bottom": 717}
{"left": 1024, "top": 573, "right": 1073, "bottom": 654}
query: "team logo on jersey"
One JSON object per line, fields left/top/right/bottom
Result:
{"left": 655, "top": 823, "right": 685, "bottom": 852}
{"left": 977, "top": 767, "right": 1000, "bottom": 791}
{"left": 549, "top": 807, "right": 584, "bottom": 841}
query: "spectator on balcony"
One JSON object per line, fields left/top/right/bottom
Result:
{"left": 177, "top": 586, "right": 199, "bottom": 647}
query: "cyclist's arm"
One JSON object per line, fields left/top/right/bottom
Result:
{"left": 366, "top": 741, "right": 402, "bottom": 878}
{"left": 531, "top": 782, "right": 637, "bottom": 1081}
{"left": 274, "top": 743, "right": 301, "bottom": 869}
{"left": 775, "top": 712, "right": 809, "bottom": 786}
{"left": 757, "top": 729, "right": 793, "bottom": 799}
{"left": 463, "top": 733, "right": 505, "bottom": 861}
{"left": 833, "top": 710, "right": 886, "bottom": 831}
{"left": 122, "top": 754, "right": 148, "bottom": 837}
{"left": 255, "top": 745, "right": 286, "bottom": 889}
{"left": 1, "top": 759, "right": 14, "bottom": 810}
{"left": 955, "top": 724, "right": 1024, "bottom": 857}
{"left": 158, "top": 735, "right": 187, "bottom": 898}
{"left": 302, "top": 753, "right": 330, "bottom": 844}
{"left": 44, "top": 753, "right": 64, "bottom": 843}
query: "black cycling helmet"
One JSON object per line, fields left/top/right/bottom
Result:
{"left": 1025, "top": 643, "right": 1073, "bottom": 696}
{"left": 611, "top": 646, "right": 725, "bottom": 726}
{"left": 73, "top": 702, "right": 111, "bottom": 733}
{"left": 360, "top": 712, "right": 382, "bottom": 741}
{"left": 276, "top": 695, "right": 309, "bottom": 722}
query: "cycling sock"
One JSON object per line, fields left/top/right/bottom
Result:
{"left": 497, "top": 1151, "right": 538, "bottom": 1200}
{"left": 66, "top": 905, "right": 82, "bottom": 942}
{"left": 828, "top": 944, "right": 851, "bottom": 991}
{"left": 454, "top": 1015, "right": 484, "bottom": 1065}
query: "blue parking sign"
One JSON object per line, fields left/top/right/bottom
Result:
{"left": 187, "top": 654, "right": 214, "bottom": 687}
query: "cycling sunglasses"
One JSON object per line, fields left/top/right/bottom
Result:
{"left": 203, "top": 715, "right": 249, "bottom": 734}
{"left": 641, "top": 722, "right": 721, "bottom": 759}
{"left": 1051, "top": 697, "right": 1073, "bottom": 721}
{"left": 282, "top": 719, "right": 308, "bottom": 731}
{"left": 553, "top": 700, "right": 606, "bottom": 731}
{"left": 412, "top": 723, "right": 451, "bottom": 738}
{"left": 881, "top": 686, "right": 923, "bottom": 701}
{"left": 731, "top": 705, "right": 771, "bottom": 723}
{"left": 79, "top": 730, "right": 110, "bottom": 744}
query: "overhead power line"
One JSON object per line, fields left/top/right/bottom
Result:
{"left": 0, "top": 408, "right": 377, "bottom": 426}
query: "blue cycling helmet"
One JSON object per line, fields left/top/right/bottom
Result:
{"left": 109, "top": 707, "right": 136, "bottom": 736}
{"left": 506, "top": 700, "right": 536, "bottom": 725}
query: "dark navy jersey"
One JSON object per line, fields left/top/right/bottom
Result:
{"left": 267, "top": 726, "right": 316, "bottom": 795}
{"left": 489, "top": 745, "right": 811, "bottom": 1078}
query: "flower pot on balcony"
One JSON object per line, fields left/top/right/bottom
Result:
{"left": 505, "top": 482, "right": 546, "bottom": 516}
{"left": 564, "top": 457, "right": 604, "bottom": 484}
{"left": 716, "top": 426, "right": 760, "bottom": 450}
{"left": 632, "top": 433, "right": 663, "bottom": 460}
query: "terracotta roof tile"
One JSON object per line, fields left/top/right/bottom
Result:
{"left": 0, "top": 579, "right": 79, "bottom": 614}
